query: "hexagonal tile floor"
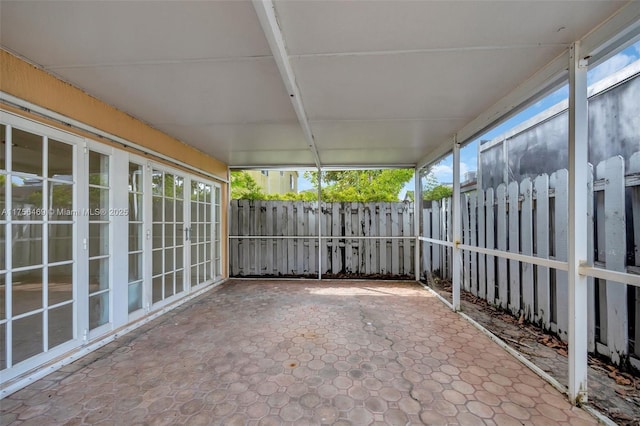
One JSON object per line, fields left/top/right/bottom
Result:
{"left": 2, "top": 280, "right": 598, "bottom": 425}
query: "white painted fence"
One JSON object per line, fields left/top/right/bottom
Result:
{"left": 230, "top": 201, "right": 415, "bottom": 277}
{"left": 422, "top": 152, "right": 640, "bottom": 365}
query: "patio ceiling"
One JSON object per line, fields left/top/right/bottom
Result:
{"left": 0, "top": 1, "right": 636, "bottom": 168}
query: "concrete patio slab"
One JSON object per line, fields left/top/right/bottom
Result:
{"left": 1, "top": 280, "right": 598, "bottom": 425}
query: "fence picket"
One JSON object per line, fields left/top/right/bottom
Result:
{"left": 379, "top": 204, "right": 388, "bottom": 274}
{"left": 520, "top": 178, "right": 534, "bottom": 320}
{"left": 230, "top": 201, "right": 239, "bottom": 275}
{"left": 345, "top": 203, "right": 353, "bottom": 273}
{"left": 587, "top": 166, "right": 595, "bottom": 352}
{"left": 602, "top": 156, "right": 627, "bottom": 363}
{"left": 402, "top": 203, "right": 412, "bottom": 275}
{"left": 534, "top": 174, "right": 550, "bottom": 327}
{"left": 477, "top": 190, "right": 485, "bottom": 298}
{"left": 486, "top": 188, "right": 495, "bottom": 304}
{"left": 391, "top": 204, "right": 400, "bottom": 275}
{"left": 432, "top": 201, "right": 441, "bottom": 276}
{"left": 508, "top": 181, "right": 521, "bottom": 314}
{"left": 497, "top": 184, "right": 508, "bottom": 309}
{"left": 462, "top": 194, "right": 471, "bottom": 291}
{"left": 423, "top": 208, "right": 431, "bottom": 278}
{"left": 370, "top": 204, "right": 378, "bottom": 274}
{"left": 553, "top": 170, "right": 569, "bottom": 340}
{"left": 470, "top": 193, "right": 478, "bottom": 296}
{"left": 630, "top": 153, "right": 640, "bottom": 358}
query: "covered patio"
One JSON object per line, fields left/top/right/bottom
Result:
{"left": 2, "top": 0, "right": 640, "bottom": 422}
{"left": 1, "top": 280, "right": 597, "bottom": 425}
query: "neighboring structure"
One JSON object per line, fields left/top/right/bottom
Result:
{"left": 246, "top": 170, "right": 298, "bottom": 195}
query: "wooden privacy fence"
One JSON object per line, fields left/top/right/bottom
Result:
{"left": 230, "top": 201, "right": 415, "bottom": 277}
{"left": 422, "top": 152, "right": 640, "bottom": 366}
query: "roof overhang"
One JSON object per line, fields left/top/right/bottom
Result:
{"left": 1, "top": 1, "right": 639, "bottom": 169}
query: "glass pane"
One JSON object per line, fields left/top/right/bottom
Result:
{"left": 176, "top": 224, "right": 183, "bottom": 246}
{"left": 176, "top": 270, "right": 184, "bottom": 294}
{"left": 205, "top": 224, "right": 211, "bottom": 242}
{"left": 175, "top": 200, "right": 183, "bottom": 222}
{"left": 204, "top": 203, "right": 211, "bottom": 222}
{"left": 152, "top": 249, "right": 162, "bottom": 276}
{"left": 129, "top": 223, "right": 143, "bottom": 252}
{"left": 198, "top": 243, "right": 205, "bottom": 263}
{"left": 49, "top": 224, "right": 72, "bottom": 263}
{"left": 215, "top": 187, "right": 221, "bottom": 204}
{"left": 152, "top": 171, "right": 163, "bottom": 196}
{"left": 152, "top": 276, "right": 163, "bottom": 303}
{"left": 48, "top": 139, "right": 73, "bottom": 178}
{"left": 48, "top": 303, "right": 73, "bottom": 349}
{"left": 12, "top": 224, "right": 42, "bottom": 268}
{"left": 89, "top": 188, "right": 109, "bottom": 220}
{"left": 128, "top": 253, "right": 142, "bottom": 282}
{"left": 128, "top": 163, "right": 143, "bottom": 192}
{"left": 12, "top": 268, "right": 43, "bottom": 315}
{"left": 152, "top": 224, "right": 163, "bottom": 249}
{"left": 164, "top": 224, "right": 174, "bottom": 248}
{"left": 88, "top": 151, "right": 109, "bottom": 187}
{"left": 199, "top": 204, "right": 205, "bottom": 224}
{"left": 191, "top": 266, "right": 198, "bottom": 287}
{"left": 49, "top": 183, "right": 73, "bottom": 220}
{"left": 164, "top": 272, "right": 174, "bottom": 298}
{"left": 191, "top": 182, "right": 199, "bottom": 202}
{"left": 152, "top": 196, "right": 162, "bottom": 222}
{"left": 191, "top": 242, "right": 198, "bottom": 266}
{"left": 89, "top": 223, "right": 109, "bottom": 257}
{"left": 175, "top": 176, "right": 184, "bottom": 200}
{"left": 89, "top": 292, "right": 109, "bottom": 329}
{"left": 0, "top": 125, "right": 5, "bottom": 170}
{"left": 165, "top": 174, "right": 174, "bottom": 199}
{"left": 164, "top": 199, "right": 174, "bottom": 222}
{"left": 128, "top": 281, "right": 143, "bottom": 313}
{"left": 13, "top": 312, "right": 43, "bottom": 364}
{"left": 88, "top": 258, "right": 109, "bottom": 294}
{"left": 0, "top": 173, "right": 5, "bottom": 221}
{"left": 191, "top": 200, "right": 198, "bottom": 222}
{"left": 0, "top": 273, "right": 5, "bottom": 319}
{"left": 49, "top": 263, "right": 73, "bottom": 306}
{"left": 175, "top": 246, "right": 183, "bottom": 270}
{"left": 12, "top": 177, "right": 43, "bottom": 216}
{"left": 128, "top": 193, "right": 143, "bottom": 222}
{"left": 0, "top": 323, "right": 5, "bottom": 370}
{"left": 199, "top": 264, "right": 205, "bottom": 284}
{"left": 0, "top": 226, "right": 5, "bottom": 270}
{"left": 12, "top": 128, "right": 42, "bottom": 176}
{"left": 164, "top": 248, "right": 174, "bottom": 273}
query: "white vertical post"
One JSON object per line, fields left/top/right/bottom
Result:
{"left": 414, "top": 168, "right": 422, "bottom": 281}
{"left": 568, "top": 41, "right": 589, "bottom": 404}
{"left": 452, "top": 140, "right": 462, "bottom": 311}
{"left": 317, "top": 167, "right": 322, "bottom": 280}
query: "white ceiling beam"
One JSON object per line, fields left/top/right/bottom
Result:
{"left": 290, "top": 43, "right": 568, "bottom": 60}
{"left": 417, "top": 0, "right": 640, "bottom": 170}
{"left": 252, "top": 0, "right": 321, "bottom": 169}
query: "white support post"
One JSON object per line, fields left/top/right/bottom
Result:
{"left": 414, "top": 168, "right": 422, "bottom": 281}
{"left": 568, "top": 42, "right": 589, "bottom": 405}
{"left": 317, "top": 167, "right": 322, "bottom": 280}
{"left": 452, "top": 140, "right": 462, "bottom": 311}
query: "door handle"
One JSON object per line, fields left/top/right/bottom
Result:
{"left": 185, "top": 226, "right": 191, "bottom": 241}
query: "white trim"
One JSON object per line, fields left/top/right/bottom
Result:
{"left": 579, "top": 266, "right": 640, "bottom": 287}
{"left": 0, "top": 94, "right": 229, "bottom": 184}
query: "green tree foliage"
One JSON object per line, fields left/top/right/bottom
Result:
{"left": 306, "top": 169, "right": 414, "bottom": 202}
{"left": 421, "top": 170, "right": 453, "bottom": 202}
{"left": 231, "top": 171, "right": 266, "bottom": 200}
{"left": 231, "top": 169, "right": 414, "bottom": 202}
